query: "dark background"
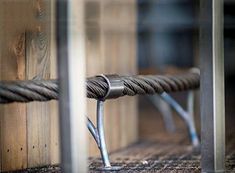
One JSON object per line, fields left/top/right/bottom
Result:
{"left": 137, "top": 0, "right": 235, "bottom": 143}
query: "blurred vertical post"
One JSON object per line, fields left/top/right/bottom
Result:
{"left": 200, "top": 0, "right": 225, "bottom": 172}
{"left": 56, "top": 0, "right": 87, "bottom": 172}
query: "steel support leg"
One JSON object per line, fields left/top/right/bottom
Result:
{"left": 187, "top": 91, "right": 194, "bottom": 127}
{"left": 87, "top": 118, "right": 100, "bottom": 148}
{"left": 160, "top": 92, "right": 199, "bottom": 147}
{"left": 97, "top": 101, "right": 111, "bottom": 168}
{"left": 87, "top": 100, "right": 122, "bottom": 171}
{"left": 200, "top": 0, "right": 225, "bottom": 172}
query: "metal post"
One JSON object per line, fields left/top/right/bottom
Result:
{"left": 97, "top": 100, "right": 112, "bottom": 168}
{"left": 56, "top": 0, "right": 87, "bottom": 172}
{"left": 187, "top": 91, "right": 199, "bottom": 147}
{"left": 200, "top": 0, "right": 225, "bottom": 172}
{"left": 187, "top": 91, "right": 194, "bottom": 123}
{"left": 96, "top": 100, "right": 122, "bottom": 171}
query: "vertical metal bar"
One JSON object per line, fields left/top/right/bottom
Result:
{"left": 96, "top": 100, "right": 122, "bottom": 171}
{"left": 187, "top": 91, "right": 199, "bottom": 147}
{"left": 97, "top": 101, "right": 111, "bottom": 168}
{"left": 56, "top": 0, "right": 87, "bottom": 172}
{"left": 200, "top": 0, "right": 225, "bottom": 172}
{"left": 187, "top": 91, "right": 194, "bottom": 121}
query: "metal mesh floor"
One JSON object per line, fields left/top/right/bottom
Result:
{"left": 89, "top": 141, "right": 201, "bottom": 173}
{"left": 12, "top": 138, "right": 235, "bottom": 173}
{"left": 88, "top": 137, "right": 235, "bottom": 173}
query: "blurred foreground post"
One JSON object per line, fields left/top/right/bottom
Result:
{"left": 56, "top": 0, "right": 87, "bottom": 172}
{"left": 200, "top": 0, "right": 225, "bottom": 172}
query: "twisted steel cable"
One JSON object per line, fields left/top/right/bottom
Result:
{"left": 0, "top": 73, "right": 200, "bottom": 103}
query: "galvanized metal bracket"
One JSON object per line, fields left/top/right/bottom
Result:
{"left": 87, "top": 91, "right": 199, "bottom": 171}
{"left": 87, "top": 100, "right": 122, "bottom": 171}
{"left": 160, "top": 91, "right": 200, "bottom": 147}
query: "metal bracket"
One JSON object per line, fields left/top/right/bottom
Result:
{"left": 160, "top": 91, "right": 199, "bottom": 147}
{"left": 87, "top": 100, "right": 122, "bottom": 171}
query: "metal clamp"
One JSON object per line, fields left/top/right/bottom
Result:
{"left": 97, "top": 74, "right": 124, "bottom": 101}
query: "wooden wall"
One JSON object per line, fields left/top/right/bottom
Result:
{"left": 0, "top": 0, "right": 137, "bottom": 171}
{"left": 0, "top": 0, "right": 59, "bottom": 171}
{"left": 85, "top": 0, "right": 138, "bottom": 156}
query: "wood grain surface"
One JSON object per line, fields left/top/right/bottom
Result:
{"left": 86, "top": 0, "right": 138, "bottom": 156}
{"left": 0, "top": 1, "right": 34, "bottom": 171}
{"left": 0, "top": 0, "right": 138, "bottom": 171}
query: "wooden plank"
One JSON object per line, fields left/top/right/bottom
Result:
{"left": 80, "top": 0, "right": 138, "bottom": 157}
{"left": 100, "top": 0, "right": 138, "bottom": 151}
{"left": 49, "top": 0, "right": 60, "bottom": 165}
{"left": 25, "top": 31, "right": 51, "bottom": 167}
{"left": 49, "top": 100, "right": 60, "bottom": 165}
{"left": 25, "top": 0, "right": 51, "bottom": 167}
{"left": 0, "top": 1, "right": 31, "bottom": 170}
{"left": 86, "top": 0, "right": 104, "bottom": 156}
{"left": 101, "top": 0, "right": 112, "bottom": 153}
{"left": 128, "top": 0, "right": 138, "bottom": 145}
{"left": 102, "top": 32, "right": 120, "bottom": 151}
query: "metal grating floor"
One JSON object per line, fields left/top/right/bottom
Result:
{"left": 12, "top": 137, "right": 235, "bottom": 173}
{"left": 89, "top": 141, "right": 202, "bottom": 173}
{"left": 88, "top": 129, "right": 235, "bottom": 172}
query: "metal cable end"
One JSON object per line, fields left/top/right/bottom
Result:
{"left": 97, "top": 74, "right": 124, "bottom": 100}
